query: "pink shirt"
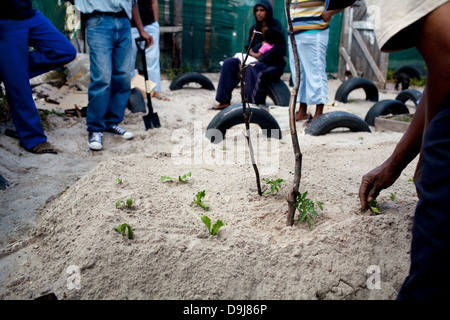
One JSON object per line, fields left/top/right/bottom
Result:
{"left": 259, "top": 42, "right": 274, "bottom": 55}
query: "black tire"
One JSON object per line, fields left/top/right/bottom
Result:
{"left": 206, "top": 103, "right": 282, "bottom": 143}
{"left": 257, "top": 79, "right": 290, "bottom": 106}
{"left": 305, "top": 111, "right": 371, "bottom": 136}
{"left": 126, "top": 87, "right": 146, "bottom": 113}
{"left": 395, "top": 89, "right": 422, "bottom": 107}
{"left": 335, "top": 77, "right": 379, "bottom": 103}
{"left": 0, "top": 173, "right": 9, "bottom": 190}
{"left": 169, "top": 72, "right": 215, "bottom": 91}
{"left": 394, "top": 64, "right": 427, "bottom": 81}
{"left": 364, "top": 100, "right": 410, "bottom": 126}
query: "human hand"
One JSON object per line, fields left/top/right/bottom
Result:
{"left": 139, "top": 31, "right": 154, "bottom": 48}
{"left": 359, "top": 162, "right": 402, "bottom": 211}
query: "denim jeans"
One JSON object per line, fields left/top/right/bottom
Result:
{"left": 0, "top": 10, "right": 76, "bottom": 149}
{"left": 131, "top": 21, "right": 162, "bottom": 92}
{"left": 288, "top": 29, "right": 329, "bottom": 105}
{"left": 85, "top": 15, "right": 132, "bottom": 133}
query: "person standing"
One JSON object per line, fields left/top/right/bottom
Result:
{"left": 71, "top": 0, "right": 153, "bottom": 151}
{"left": 288, "top": 0, "right": 342, "bottom": 123}
{"left": 0, "top": 0, "right": 76, "bottom": 154}
{"left": 131, "top": 0, "right": 169, "bottom": 101}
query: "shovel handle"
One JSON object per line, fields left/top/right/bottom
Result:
{"left": 135, "top": 37, "right": 146, "bottom": 52}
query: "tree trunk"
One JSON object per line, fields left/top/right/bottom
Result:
{"left": 285, "top": 0, "right": 303, "bottom": 226}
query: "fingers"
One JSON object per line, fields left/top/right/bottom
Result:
{"left": 359, "top": 174, "right": 380, "bottom": 211}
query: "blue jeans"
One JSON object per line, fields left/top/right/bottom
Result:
{"left": 288, "top": 29, "right": 329, "bottom": 105}
{"left": 0, "top": 10, "right": 76, "bottom": 149}
{"left": 85, "top": 15, "right": 132, "bottom": 133}
{"left": 131, "top": 22, "right": 162, "bottom": 92}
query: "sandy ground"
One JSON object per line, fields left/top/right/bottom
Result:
{"left": 0, "top": 74, "right": 422, "bottom": 300}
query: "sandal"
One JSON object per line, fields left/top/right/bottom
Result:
{"left": 152, "top": 92, "right": 170, "bottom": 101}
{"left": 26, "top": 141, "right": 58, "bottom": 154}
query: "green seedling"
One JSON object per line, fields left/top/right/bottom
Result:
{"left": 294, "top": 191, "right": 324, "bottom": 229}
{"left": 369, "top": 199, "right": 381, "bottom": 215}
{"left": 201, "top": 215, "right": 227, "bottom": 236}
{"left": 389, "top": 192, "right": 396, "bottom": 201}
{"left": 115, "top": 198, "right": 133, "bottom": 209}
{"left": 194, "top": 190, "right": 209, "bottom": 210}
{"left": 161, "top": 171, "right": 191, "bottom": 183}
{"left": 114, "top": 223, "right": 134, "bottom": 240}
{"left": 115, "top": 178, "right": 123, "bottom": 184}
{"left": 408, "top": 177, "right": 415, "bottom": 183}
{"left": 262, "top": 178, "right": 284, "bottom": 195}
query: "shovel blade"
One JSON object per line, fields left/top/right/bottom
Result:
{"left": 143, "top": 112, "right": 161, "bottom": 130}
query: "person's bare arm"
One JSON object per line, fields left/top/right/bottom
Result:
{"left": 322, "top": 8, "right": 344, "bottom": 22}
{"left": 132, "top": 2, "right": 153, "bottom": 48}
{"left": 359, "top": 91, "right": 426, "bottom": 210}
{"left": 152, "top": 0, "right": 159, "bottom": 23}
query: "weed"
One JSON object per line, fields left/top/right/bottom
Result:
{"left": 115, "top": 178, "right": 123, "bottom": 184}
{"left": 389, "top": 192, "right": 396, "bottom": 201}
{"left": 161, "top": 171, "right": 191, "bottom": 183}
{"left": 262, "top": 178, "right": 284, "bottom": 195}
{"left": 114, "top": 223, "right": 134, "bottom": 240}
{"left": 194, "top": 190, "right": 209, "bottom": 210}
{"left": 201, "top": 215, "right": 226, "bottom": 236}
{"left": 294, "top": 191, "right": 324, "bottom": 228}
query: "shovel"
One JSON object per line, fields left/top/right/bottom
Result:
{"left": 135, "top": 37, "right": 161, "bottom": 129}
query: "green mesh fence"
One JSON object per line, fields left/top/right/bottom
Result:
{"left": 32, "top": 0, "right": 423, "bottom": 74}
{"left": 32, "top": 0, "right": 67, "bottom": 34}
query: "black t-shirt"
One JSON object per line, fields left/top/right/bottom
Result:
{"left": 1, "top": 0, "right": 36, "bottom": 20}
{"left": 131, "top": 0, "right": 155, "bottom": 27}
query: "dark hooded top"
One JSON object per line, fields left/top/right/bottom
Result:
{"left": 1, "top": 0, "right": 36, "bottom": 20}
{"left": 245, "top": 0, "right": 286, "bottom": 68}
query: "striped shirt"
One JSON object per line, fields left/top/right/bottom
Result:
{"left": 74, "top": 0, "right": 137, "bottom": 20}
{"left": 290, "top": 0, "right": 329, "bottom": 34}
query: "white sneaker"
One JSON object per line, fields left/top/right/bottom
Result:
{"left": 104, "top": 125, "right": 134, "bottom": 140}
{"left": 88, "top": 132, "right": 103, "bottom": 150}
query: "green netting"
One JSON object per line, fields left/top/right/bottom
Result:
{"left": 32, "top": 0, "right": 423, "bottom": 75}
{"left": 32, "top": 0, "right": 67, "bottom": 34}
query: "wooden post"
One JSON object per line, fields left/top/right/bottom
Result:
{"left": 172, "top": 0, "right": 183, "bottom": 70}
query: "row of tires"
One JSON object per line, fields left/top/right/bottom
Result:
{"left": 127, "top": 72, "right": 421, "bottom": 141}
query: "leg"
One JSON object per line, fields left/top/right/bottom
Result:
{"left": 296, "top": 30, "right": 329, "bottom": 106}
{"left": 85, "top": 15, "right": 114, "bottom": 133}
{"left": 27, "top": 11, "right": 76, "bottom": 79}
{"left": 0, "top": 17, "right": 47, "bottom": 150}
{"left": 215, "top": 57, "right": 240, "bottom": 105}
{"left": 104, "top": 17, "right": 132, "bottom": 129}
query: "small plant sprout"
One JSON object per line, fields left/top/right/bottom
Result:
{"left": 115, "top": 178, "right": 123, "bottom": 184}
{"left": 262, "top": 178, "right": 284, "bottom": 195}
{"left": 115, "top": 198, "right": 133, "bottom": 209}
{"left": 161, "top": 171, "right": 191, "bottom": 183}
{"left": 114, "top": 223, "right": 134, "bottom": 240}
{"left": 389, "top": 192, "right": 396, "bottom": 201}
{"left": 369, "top": 199, "right": 381, "bottom": 215}
{"left": 408, "top": 177, "right": 415, "bottom": 183}
{"left": 201, "top": 215, "right": 227, "bottom": 236}
{"left": 194, "top": 190, "right": 209, "bottom": 210}
{"left": 294, "top": 191, "right": 324, "bottom": 229}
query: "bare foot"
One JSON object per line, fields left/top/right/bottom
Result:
{"left": 295, "top": 112, "right": 309, "bottom": 121}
